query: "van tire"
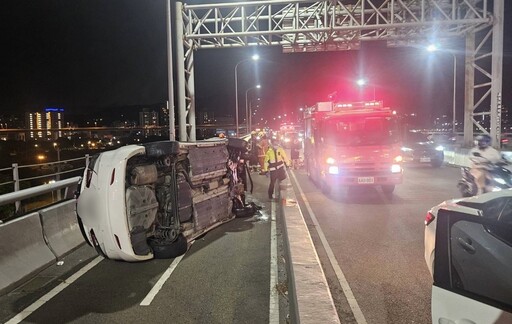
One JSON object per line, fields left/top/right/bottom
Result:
{"left": 149, "top": 234, "right": 188, "bottom": 259}
{"left": 144, "top": 141, "right": 180, "bottom": 158}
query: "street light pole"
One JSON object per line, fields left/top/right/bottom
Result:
{"left": 245, "top": 85, "right": 261, "bottom": 135}
{"left": 234, "top": 55, "right": 259, "bottom": 136}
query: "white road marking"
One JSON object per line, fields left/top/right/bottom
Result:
{"left": 290, "top": 171, "right": 368, "bottom": 324}
{"left": 140, "top": 253, "right": 186, "bottom": 306}
{"left": 269, "top": 197, "right": 279, "bottom": 323}
{"left": 6, "top": 256, "right": 103, "bottom": 324}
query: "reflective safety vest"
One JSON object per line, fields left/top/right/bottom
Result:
{"left": 263, "top": 146, "right": 289, "bottom": 171}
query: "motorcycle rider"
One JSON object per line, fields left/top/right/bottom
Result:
{"left": 469, "top": 134, "right": 502, "bottom": 194}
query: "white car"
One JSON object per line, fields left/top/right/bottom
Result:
{"left": 76, "top": 140, "right": 242, "bottom": 262}
{"left": 424, "top": 190, "right": 512, "bottom": 323}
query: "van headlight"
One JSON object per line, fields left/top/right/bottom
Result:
{"left": 435, "top": 145, "right": 444, "bottom": 151}
{"left": 401, "top": 147, "right": 413, "bottom": 152}
{"left": 391, "top": 164, "right": 402, "bottom": 173}
{"left": 326, "top": 157, "right": 336, "bottom": 165}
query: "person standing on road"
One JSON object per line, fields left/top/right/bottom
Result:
{"left": 290, "top": 138, "right": 301, "bottom": 169}
{"left": 257, "top": 134, "right": 269, "bottom": 175}
{"left": 263, "top": 140, "right": 290, "bottom": 199}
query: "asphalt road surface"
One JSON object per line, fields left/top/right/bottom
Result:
{"left": 289, "top": 164, "right": 462, "bottom": 324}
{"left": 1, "top": 164, "right": 462, "bottom": 324}
{"left": 0, "top": 174, "right": 290, "bottom": 324}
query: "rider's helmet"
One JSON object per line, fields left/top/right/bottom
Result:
{"left": 475, "top": 134, "right": 492, "bottom": 149}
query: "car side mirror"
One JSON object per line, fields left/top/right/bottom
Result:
{"left": 472, "top": 152, "right": 482, "bottom": 157}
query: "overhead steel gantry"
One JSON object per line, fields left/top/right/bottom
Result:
{"left": 174, "top": 0, "right": 503, "bottom": 147}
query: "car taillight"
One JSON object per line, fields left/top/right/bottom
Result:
{"left": 425, "top": 212, "right": 435, "bottom": 226}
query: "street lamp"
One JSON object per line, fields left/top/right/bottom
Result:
{"left": 246, "top": 84, "right": 261, "bottom": 134}
{"left": 427, "top": 44, "right": 457, "bottom": 133}
{"left": 356, "top": 78, "right": 376, "bottom": 100}
{"left": 235, "top": 54, "right": 260, "bottom": 136}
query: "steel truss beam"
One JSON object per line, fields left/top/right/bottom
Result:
{"left": 175, "top": 0, "right": 502, "bottom": 146}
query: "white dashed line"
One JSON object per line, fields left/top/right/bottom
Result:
{"left": 6, "top": 256, "right": 103, "bottom": 324}
{"left": 140, "top": 253, "right": 186, "bottom": 306}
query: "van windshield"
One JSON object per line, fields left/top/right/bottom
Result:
{"left": 321, "top": 116, "right": 400, "bottom": 146}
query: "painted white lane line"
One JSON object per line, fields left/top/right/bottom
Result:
{"left": 140, "top": 253, "right": 186, "bottom": 306}
{"left": 290, "top": 171, "right": 368, "bottom": 324}
{"left": 6, "top": 256, "right": 104, "bottom": 324}
{"left": 269, "top": 197, "right": 279, "bottom": 323}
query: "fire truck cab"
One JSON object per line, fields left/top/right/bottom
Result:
{"left": 304, "top": 101, "right": 403, "bottom": 195}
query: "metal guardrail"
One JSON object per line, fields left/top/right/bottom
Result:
{"left": 0, "top": 177, "right": 81, "bottom": 208}
{"left": 0, "top": 155, "right": 89, "bottom": 218}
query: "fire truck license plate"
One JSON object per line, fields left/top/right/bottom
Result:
{"left": 357, "top": 177, "right": 374, "bottom": 184}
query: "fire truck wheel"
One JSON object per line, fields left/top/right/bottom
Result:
{"left": 381, "top": 185, "right": 395, "bottom": 195}
{"left": 431, "top": 159, "right": 443, "bottom": 168}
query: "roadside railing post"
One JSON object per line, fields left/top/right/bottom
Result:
{"left": 12, "top": 163, "right": 20, "bottom": 212}
{"left": 56, "top": 148, "right": 62, "bottom": 201}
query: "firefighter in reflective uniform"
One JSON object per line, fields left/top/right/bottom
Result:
{"left": 263, "top": 140, "right": 290, "bottom": 199}
{"left": 257, "top": 133, "right": 269, "bottom": 174}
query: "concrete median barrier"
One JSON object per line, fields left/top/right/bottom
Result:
{"left": 0, "top": 212, "right": 56, "bottom": 295}
{"left": 278, "top": 176, "right": 341, "bottom": 324}
{"left": 39, "top": 200, "right": 84, "bottom": 259}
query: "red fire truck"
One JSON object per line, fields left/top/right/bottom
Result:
{"left": 304, "top": 101, "right": 403, "bottom": 195}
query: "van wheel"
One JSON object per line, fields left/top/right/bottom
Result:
{"left": 144, "top": 141, "right": 180, "bottom": 158}
{"left": 149, "top": 234, "right": 188, "bottom": 259}
{"left": 381, "top": 185, "right": 395, "bottom": 195}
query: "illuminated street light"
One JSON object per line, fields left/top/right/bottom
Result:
{"left": 357, "top": 78, "right": 375, "bottom": 100}
{"left": 426, "top": 44, "right": 439, "bottom": 52}
{"left": 427, "top": 43, "right": 457, "bottom": 133}
{"left": 235, "top": 55, "right": 260, "bottom": 136}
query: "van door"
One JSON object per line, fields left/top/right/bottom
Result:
{"left": 432, "top": 209, "right": 512, "bottom": 323}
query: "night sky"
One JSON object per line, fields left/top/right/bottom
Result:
{"left": 1, "top": 0, "right": 511, "bottom": 127}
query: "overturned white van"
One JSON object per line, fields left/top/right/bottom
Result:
{"left": 76, "top": 139, "right": 248, "bottom": 262}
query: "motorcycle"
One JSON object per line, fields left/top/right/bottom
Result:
{"left": 457, "top": 152, "right": 512, "bottom": 197}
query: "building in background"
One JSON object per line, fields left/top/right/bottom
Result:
{"left": 26, "top": 108, "right": 64, "bottom": 140}
{"left": 139, "top": 109, "right": 159, "bottom": 128}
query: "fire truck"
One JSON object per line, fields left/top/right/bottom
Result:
{"left": 304, "top": 101, "right": 403, "bottom": 195}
